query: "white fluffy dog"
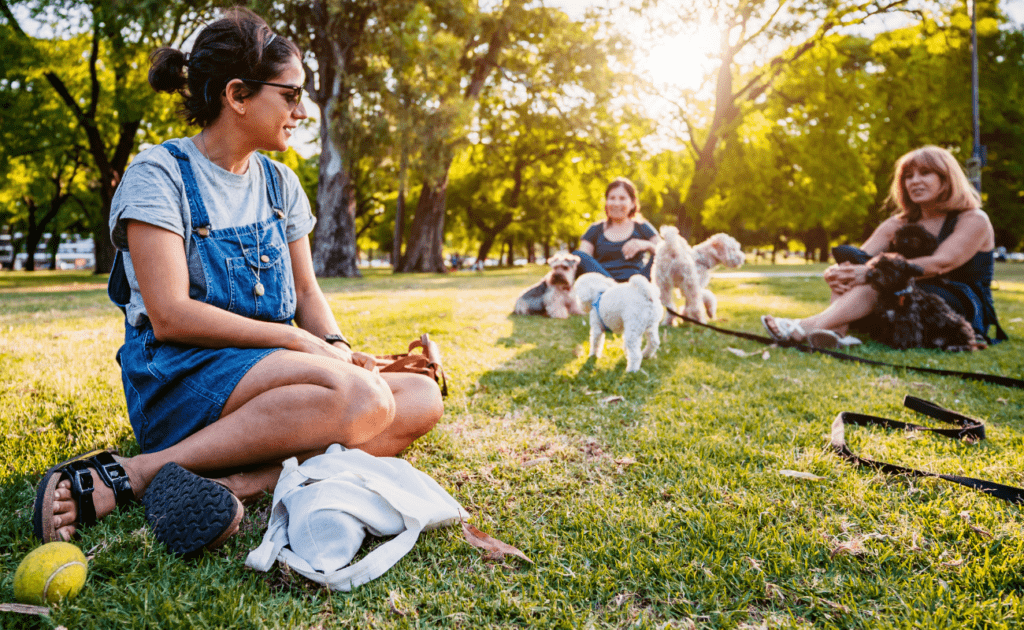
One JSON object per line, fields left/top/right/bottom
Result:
{"left": 653, "top": 226, "right": 744, "bottom": 325}
{"left": 573, "top": 272, "right": 662, "bottom": 373}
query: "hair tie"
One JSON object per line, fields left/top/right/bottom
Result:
{"left": 264, "top": 33, "right": 277, "bottom": 49}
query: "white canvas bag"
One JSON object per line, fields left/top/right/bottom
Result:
{"left": 245, "top": 444, "right": 467, "bottom": 591}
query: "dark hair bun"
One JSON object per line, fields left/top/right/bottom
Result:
{"left": 149, "top": 48, "right": 188, "bottom": 94}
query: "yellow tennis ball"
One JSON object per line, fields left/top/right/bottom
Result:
{"left": 13, "top": 542, "right": 88, "bottom": 606}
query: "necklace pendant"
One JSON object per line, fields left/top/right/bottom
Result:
{"left": 254, "top": 282, "right": 265, "bottom": 297}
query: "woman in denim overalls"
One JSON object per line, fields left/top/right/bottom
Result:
{"left": 33, "top": 10, "right": 443, "bottom": 556}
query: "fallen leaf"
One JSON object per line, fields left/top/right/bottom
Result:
{"left": 614, "top": 456, "right": 637, "bottom": 466}
{"left": 830, "top": 538, "right": 868, "bottom": 557}
{"left": 461, "top": 521, "right": 533, "bottom": 564}
{"left": 521, "top": 457, "right": 550, "bottom": 469}
{"left": 969, "top": 524, "right": 993, "bottom": 539}
{"left": 819, "top": 598, "right": 851, "bottom": 614}
{"left": 779, "top": 469, "right": 824, "bottom": 481}
{"left": 388, "top": 591, "right": 407, "bottom": 617}
{"left": 602, "top": 395, "right": 624, "bottom": 404}
{"left": 745, "top": 557, "right": 763, "bottom": 571}
{"left": 1010, "top": 317, "right": 1022, "bottom": 323}
{"left": 765, "top": 582, "right": 785, "bottom": 602}
{"left": 941, "top": 558, "right": 964, "bottom": 567}
{"left": 611, "top": 592, "right": 633, "bottom": 607}
{"left": 761, "top": 349, "right": 770, "bottom": 360}
{"left": 0, "top": 603, "right": 49, "bottom": 615}
{"left": 726, "top": 347, "right": 753, "bottom": 357}
{"left": 909, "top": 533, "right": 923, "bottom": 552}
{"left": 997, "top": 398, "right": 1008, "bottom": 405}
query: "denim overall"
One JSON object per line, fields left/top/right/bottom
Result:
{"left": 109, "top": 142, "right": 296, "bottom": 453}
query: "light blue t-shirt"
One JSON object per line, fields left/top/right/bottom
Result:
{"left": 109, "top": 137, "right": 316, "bottom": 327}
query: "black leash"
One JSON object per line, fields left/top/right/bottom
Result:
{"left": 664, "top": 306, "right": 1024, "bottom": 390}
{"left": 831, "top": 396, "right": 1024, "bottom": 505}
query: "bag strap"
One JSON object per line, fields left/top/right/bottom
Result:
{"left": 664, "top": 307, "right": 1024, "bottom": 390}
{"left": 830, "top": 395, "right": 1024, "bottom": 504}
{"left": 377, "top": 334, "right": 448, "bottom": 397}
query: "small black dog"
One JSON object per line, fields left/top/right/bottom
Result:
{"left": 863, "top": 253, "right": 977, "bottom": 351}
{"left": 889, "top": 224, "right": 939, "bottom": 259}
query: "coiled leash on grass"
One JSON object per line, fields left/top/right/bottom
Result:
{"left": 831, "top": 395, "right": 1024, "bottom": 505}
{"left": 663, "top": 307, "right": 1024, "bottom": 390}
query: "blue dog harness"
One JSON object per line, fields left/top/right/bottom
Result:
{"left": 592, "top": 293, "right": 612, "bottom": 333}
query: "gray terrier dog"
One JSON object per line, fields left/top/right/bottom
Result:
{"left": 513, "top": 252, "right": 583, "bottom": 319}
{"left": 653, "top": 227, "right": 744, "bottom": 325}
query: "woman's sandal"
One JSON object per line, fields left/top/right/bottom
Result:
{"left": 33, "top": 450, "right": 136, "bottom": 542}
{"left": 761, "top": 315, "right": 806, "bottom": 343}
{"left": 142, "top": 463, "right": 244, "bottom": 558}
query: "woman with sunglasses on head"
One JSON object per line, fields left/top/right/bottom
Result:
{"left": 32, "top": 8, "right": 443, "bottom": 556}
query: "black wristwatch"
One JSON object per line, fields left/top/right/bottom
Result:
{"left": 324, "top": 333, "right": 351, "bottom": 349}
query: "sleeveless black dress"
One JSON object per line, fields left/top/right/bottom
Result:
{"left": 834, "top": 212, "right": 1007, "bottom": 344}
{"left": 915, "top": 212, "right": 1007, "bottom": 344}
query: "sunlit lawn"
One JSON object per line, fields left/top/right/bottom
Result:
{"left": 1, "top": 264, "right": 1023, "bottom": 629}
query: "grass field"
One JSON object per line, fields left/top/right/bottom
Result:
{"left": 1, "top": 264, "right": 1023, "bottom": 629}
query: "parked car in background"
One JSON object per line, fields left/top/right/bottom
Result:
{"left": 6, "top": 234, "right": 95, "bottom": 270}
{"left": 0, "top": 235, "right": 12, "bottom": 268}
{"left": 55, "top": 237, "right": 95, "bottom": 270}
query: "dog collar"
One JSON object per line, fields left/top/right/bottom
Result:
{"left": 592, "top": 294, "right": 612, "bottom": 333}
{"left": 893, "top": 284, "right": 913, "bottom": 307}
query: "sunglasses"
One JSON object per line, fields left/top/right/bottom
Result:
{"left": 238, "top": 79, "right": 304, "bottom": 108}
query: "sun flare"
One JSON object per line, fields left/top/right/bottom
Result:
{"left": 641, "top": 29, "right": 720, "bottom": 92}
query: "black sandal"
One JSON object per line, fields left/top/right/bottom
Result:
{"left": 142, "top": 463, "right": 244, "bottom": 558}
{"left": 33, "top": 450, "right": 136, "bottom": 542}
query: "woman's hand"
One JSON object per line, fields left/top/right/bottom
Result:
{"left": 824, "top": 262, "right": 867, "bottom": 295}
{"left": 621, "top": 238, "right": 651, "bottom": 259}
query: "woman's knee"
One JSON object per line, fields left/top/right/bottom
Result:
{"left": 388, "top": 373, "right": 444, "bottom": 436}
{"left": 318, "top": 369, "right": 397, "bottom": 445}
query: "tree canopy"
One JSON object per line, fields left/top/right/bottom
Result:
{"left": 4, "top": 0, "right": 1024, "bottom": 274}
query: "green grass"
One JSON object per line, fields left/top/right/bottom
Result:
{"left": 1, "top": 265, "right": 1023, "bottom": 629}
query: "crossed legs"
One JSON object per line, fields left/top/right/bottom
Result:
{"left": 45, "top": 350, "right": 443, "bottom": 540}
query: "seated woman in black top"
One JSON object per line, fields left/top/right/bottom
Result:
{"left": 573, "top": 177, "right": 660, "bottom": 281}
{"left": 762, "top": 145, "right": 1006, "bottom": 348}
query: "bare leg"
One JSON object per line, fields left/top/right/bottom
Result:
{"left": 799, "top": 283, "right": 879, "bottom": 337}
{"left": 47, "top": 351, "right": 443, "bottom": 539}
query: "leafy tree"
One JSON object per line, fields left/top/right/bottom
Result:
{"left": 394, "top": 0, "right": 527, "bottom": 273}
{"left": 444, "top": 5, "right": 642, "bottom": 264}
{"left": 656, "top": 0, "right": 912, "bottom": 235}
{"left": 1, "top": 0, "right": 209, "bottom": 273}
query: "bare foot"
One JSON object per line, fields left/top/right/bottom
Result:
{"left": 49, "top": 455, "right": 148, "bottom": 541}
{"left": 215, "top": 464, "right": 283, "bottom": 504}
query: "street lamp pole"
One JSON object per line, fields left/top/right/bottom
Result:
{"left": 968, "top": 0, "right": 983, "bottom": 192}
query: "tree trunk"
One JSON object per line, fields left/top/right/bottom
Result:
{"left": 392, "top": 140, "right": 409, "bottom": 269}
{"left": 397, "top": 177, "right": 448, "bottom": 273}
{"left": 311, "top": 111, "right": 360, "bottom": 277}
